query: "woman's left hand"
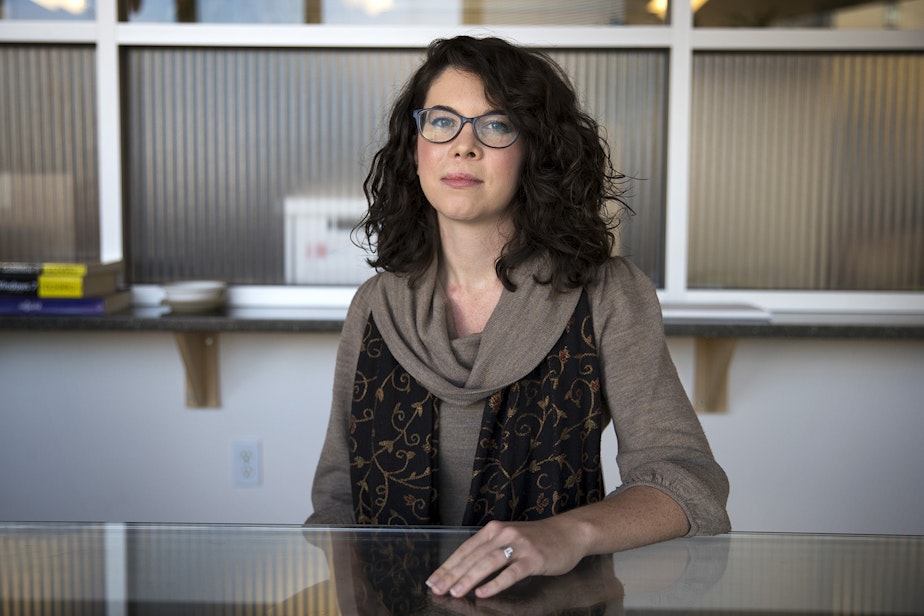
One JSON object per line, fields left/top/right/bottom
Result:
{"left": 425, "top": 516, "right": 592, "bottom": 599}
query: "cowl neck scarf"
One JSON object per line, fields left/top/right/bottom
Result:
{"left": 350, "top": 258, "right": 605, "bottom": 525}
{"left": 368, "top": 256, "right": 580, "bottom": 403}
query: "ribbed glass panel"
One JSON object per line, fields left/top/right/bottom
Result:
{"left": 124, "top": 47, "right": 419, "bottom": 284}
{"left": 689, "top": 52, "right": 924, "bottom": 291}
{"left": 553, "top": 49, "right": 668, "bottom": 286}
{"left": 0, "top": 44, "right": 98, "bottom": 263}
{"left": 125, "top": 48, "right": 668, "bottom": 286}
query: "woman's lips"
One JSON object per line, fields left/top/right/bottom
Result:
{"left": 442, "top": 173, "right": 482, "bottom": 188}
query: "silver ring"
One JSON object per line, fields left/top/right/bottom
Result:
{"left": 502, "top": 546, "right": 514, "bottom": 560}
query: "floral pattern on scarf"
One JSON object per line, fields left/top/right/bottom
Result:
{"left": 350, "top": 290, "right": 604, "bottom": 526}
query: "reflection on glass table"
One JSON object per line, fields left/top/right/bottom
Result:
{"left": 1, "top": 523, "right": 922, "bottom": 614}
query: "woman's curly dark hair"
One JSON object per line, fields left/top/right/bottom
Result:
{"left": 360, "top": 35, "right": 630, "bottom": 291}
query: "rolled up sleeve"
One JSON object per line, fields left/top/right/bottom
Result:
{"left": 592, "top": 259, "right": 731, "bottom": 536}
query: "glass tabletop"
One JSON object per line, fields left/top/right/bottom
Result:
{"left": 1, "top": 522, "right": 921, "bottom": 614}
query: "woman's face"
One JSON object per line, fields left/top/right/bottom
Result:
{"left": 415, "top": 68, "right": 525, "bottom": 232}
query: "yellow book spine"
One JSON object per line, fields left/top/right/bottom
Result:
{"left": 37, "top": 276, "right": 86, "bottom": 298}
{"left": 41, "top": 263, "right": 90, "bottom": 276}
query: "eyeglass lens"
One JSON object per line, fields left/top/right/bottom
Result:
{"left": 414, "top": 109, "right": 518, "bottom": 148}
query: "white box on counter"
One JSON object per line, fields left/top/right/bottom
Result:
{"left": 284, "top": 196, "right": 374, "bottom": 285}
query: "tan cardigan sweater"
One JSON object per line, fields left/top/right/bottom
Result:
{"left": 308, "top": 256, "right": 731, "bottom": 536}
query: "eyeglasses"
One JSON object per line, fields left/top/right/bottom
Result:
{"left": 412, "top": 108, "right": 519, "bottom": 149}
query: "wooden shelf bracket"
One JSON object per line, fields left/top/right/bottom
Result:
{"left": 693, "top": 337, "right": 737, "bottom": 413}
{"left": 173, "top": 332, "right": 220, "bottom": 408}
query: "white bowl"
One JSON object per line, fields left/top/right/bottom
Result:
{"left": 162, "top": 280, "right": 227, "bottom": 313}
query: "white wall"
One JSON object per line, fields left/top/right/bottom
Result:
{"left": 2, "top": 330, "right": 923, "bottom": 534}
{"left": 0, "top": 330, "right": 339, "bottom": 524}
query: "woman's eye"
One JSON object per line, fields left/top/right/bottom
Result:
{"left": 484, "top": 118, "right": 513, "bottom": 134}
{"left": 431, "top": 116, "right": 457, "bottom": 130}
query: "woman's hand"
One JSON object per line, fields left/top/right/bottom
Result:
{"left": 426, "top": 487, "right": 690, "bottom": 599}
{"left": 426, "top": 515, "right": 593, "bottom": 599}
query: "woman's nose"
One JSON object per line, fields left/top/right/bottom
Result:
{"left": 450, "top": 122, "right": 481, "bottom": 158}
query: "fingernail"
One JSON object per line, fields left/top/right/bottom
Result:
{"left": 426, "top": 578, "right": 443, "bottom": 594}
{"left": 450, "top": 585, "right": 463, "bottom": 598}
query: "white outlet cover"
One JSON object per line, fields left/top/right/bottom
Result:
{"left": 232, "top": 439, "right": 262, "bottom": 487}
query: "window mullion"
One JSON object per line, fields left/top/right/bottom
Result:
{"left": 662, "top": 0, "right": 694, "bottom": 301}
{"left": 97, "top": 0, "right": 123, "bottom": 263}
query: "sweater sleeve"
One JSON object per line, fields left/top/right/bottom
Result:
{"left": 305, "top": 278, "right": 377, "bottom": 525}
{"left": 590, "top": 259, "right": 731, "bottom": 536}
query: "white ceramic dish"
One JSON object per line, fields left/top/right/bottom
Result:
{"left": 161, "top": 280, "right": 227, "bottom": 313}
{"left": 163, "top": 297, "right": 226, "bottom": 313}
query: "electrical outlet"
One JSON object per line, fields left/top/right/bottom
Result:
{"left": 232, "top": 439, "right": 262, "bottom": 487}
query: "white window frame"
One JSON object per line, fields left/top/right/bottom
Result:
{"left": 2, "top": 0, "right": 922, "bottom": 314}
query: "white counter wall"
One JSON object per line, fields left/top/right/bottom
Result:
{"left": 1, "top": 330, "right": 922, "bottom": 534}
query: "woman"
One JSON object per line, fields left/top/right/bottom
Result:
{"left": 307, "top": 35, "right": 730, "bottom": 600}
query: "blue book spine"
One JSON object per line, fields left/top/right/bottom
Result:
{"left": 0, "top": 292, "right": 130, "bottom": 316}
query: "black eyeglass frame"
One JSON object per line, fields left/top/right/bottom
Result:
{"left": 412, "top": 108, "right": 520, "bottom": 149}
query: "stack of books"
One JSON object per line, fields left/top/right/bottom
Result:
{"left": 0, "top": 260, "right": 132, "bottom": 315}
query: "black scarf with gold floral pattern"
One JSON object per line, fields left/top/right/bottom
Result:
{"left": 350, "top": 290, "right": 605, "bottom": 526}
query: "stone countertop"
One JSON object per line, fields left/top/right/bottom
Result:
{"left": 2, "top": 306, "right": 924, "bottom": 339}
